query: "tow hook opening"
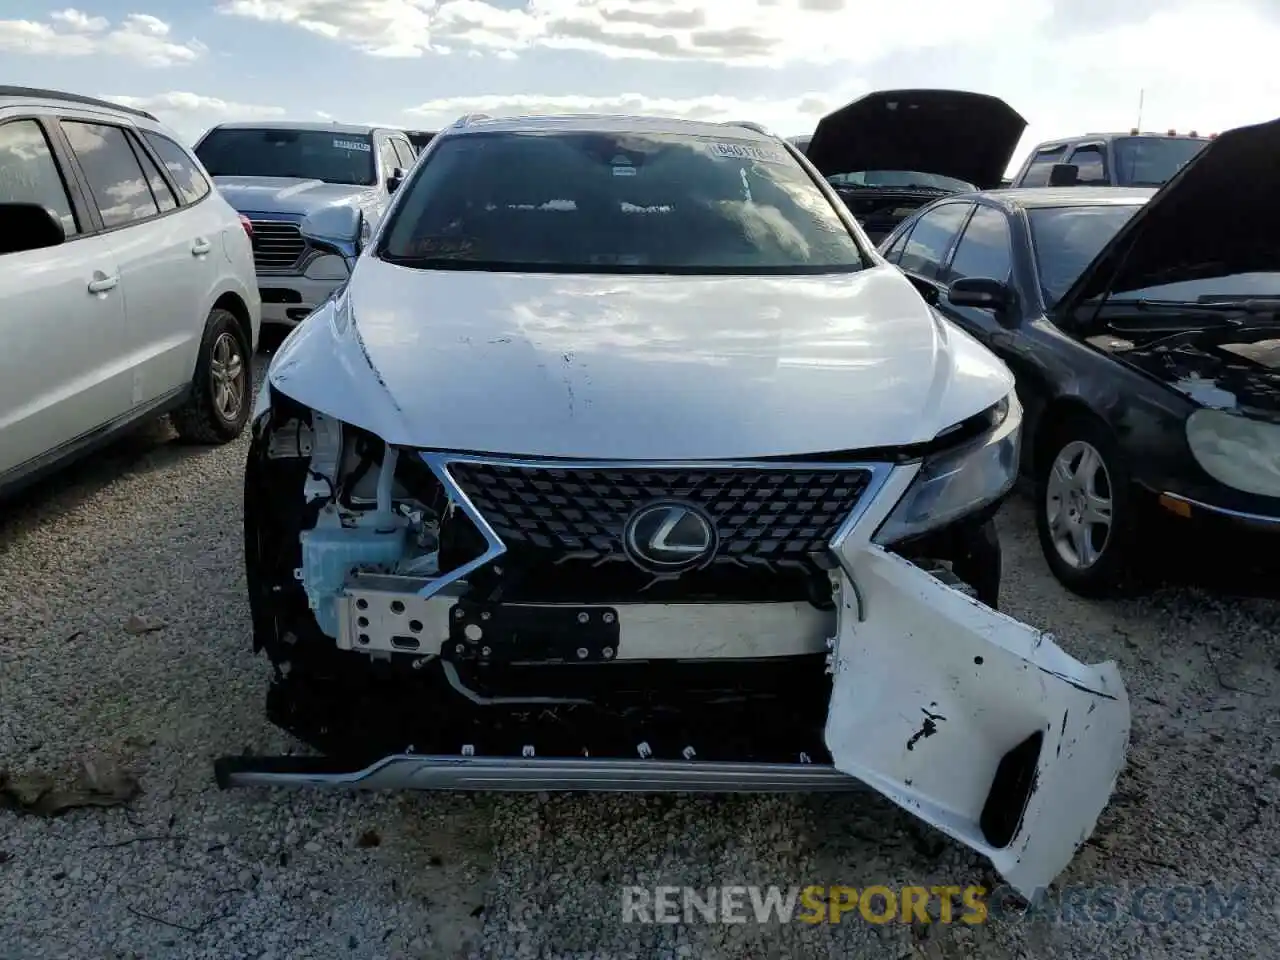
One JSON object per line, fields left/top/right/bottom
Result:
{"left": 979, "top": 730, "right": 1044, "bottom": 848}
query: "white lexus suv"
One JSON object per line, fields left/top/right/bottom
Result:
{"left": 0, "top": 86, "right": 260, "bottom": 498}
{"left": 231, "top": 114, "right": 1130, "bottom": 898}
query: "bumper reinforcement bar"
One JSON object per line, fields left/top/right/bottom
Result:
{"left": 214, "top": 754, "right": 865, "bottom": 793}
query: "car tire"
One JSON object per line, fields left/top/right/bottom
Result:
{"left": 1034, "top": 414, "right": 1138, "bottom": 598}
{"left": 172, "top": 307, "right": 252, "bottom": 444}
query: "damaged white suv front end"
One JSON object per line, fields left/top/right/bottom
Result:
{"left": 226, "top": 114, "right": 1129, "bottom": 898}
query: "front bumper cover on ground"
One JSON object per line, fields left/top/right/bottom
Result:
{"left": 824, "top": 546, "right": 1129, "bottom": 897}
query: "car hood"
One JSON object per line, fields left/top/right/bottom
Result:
{"left": 1058, "top": 117, "right": 1280, "bottom": 310}
{"left": 265, "top": 260, "right": 1013, "bottom": 460}
{"left": 212, "top": 176, "right": 375, "bottom": 218}
{"left": 804, "top": 89, "right": 1027, "bottom": 190}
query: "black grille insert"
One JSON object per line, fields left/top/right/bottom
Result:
{"left": 446, "top": 463, "right": 873, "bottom": 567}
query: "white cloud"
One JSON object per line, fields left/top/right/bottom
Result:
{"left": 0, "top": 9, "right": 206, "bottom": 67}
{"left": 49, "top": 8, "right": 108, "bottom": 31}
{"left": 219, "top": 0, "right": 1045, "bottom": 64}
{"left": 104, "top": 92, "right": 286, "bottom": 143}
{"left": 403, "top": 90, "right": 865, "bottom": 136}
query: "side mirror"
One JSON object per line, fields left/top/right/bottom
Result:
{"left": 0, "top": 203, "right": 66, "bottom": 255}
{"left": 387, "top": 168, "right": 406, "bottom": 193}
{"left": 948, "top": 277, "right": 1014, "bottom": 322}
{"left": 300, "top": 206, "right": 361, "bottom": 264}
{"left": 1047, "top": 163, "right": 1079, "bottom": 187}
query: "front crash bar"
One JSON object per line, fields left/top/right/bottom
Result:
{"left": 215, "top": 755, "right": 864, "bottom": 793}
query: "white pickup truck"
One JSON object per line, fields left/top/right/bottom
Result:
{"left": 195, "top": 121, "right": 418, "bottom": 333}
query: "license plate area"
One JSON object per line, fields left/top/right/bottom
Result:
{"left": 445, "top": 602, "right": 621, "bottom": 664}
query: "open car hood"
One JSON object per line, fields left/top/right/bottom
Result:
{"left": 804, "top": 89, "right": 1027, "bottom": 190}
{"left": 1057, "top": 116, "right": 1280, "bottom": 313}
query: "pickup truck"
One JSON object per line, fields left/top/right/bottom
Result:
{"left": 1007, "top": 130, "right": 1211, "bottom": 188}
{"left": 194, "top": 121, "right": 417, "bottom": 333}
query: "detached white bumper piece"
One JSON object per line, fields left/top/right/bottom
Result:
{"left": 825, "top": 547, "right": 1129, "bottom": 899}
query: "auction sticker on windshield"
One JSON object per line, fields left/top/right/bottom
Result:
{"left": 707, "top": 141, "right": 787, "bottom": 164}
{"left": 334, "top": 139, "right": 371, "bottom": 152}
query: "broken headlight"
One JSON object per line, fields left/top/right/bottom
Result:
{"left": 873, "top": 393, "right": 1022, "bottom": 545}
{"left": 1186, "top": 407, "right": 1280, "bottom": 498}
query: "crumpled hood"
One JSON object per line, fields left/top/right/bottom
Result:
{"left": 1058, "top": 116, "right": 1280, "bottom": 309}
{"left": 267, "top": 260, "right": 1014, "bottom": 460}
{"left": 804, "top": 89, "right": 1027, "bottom": 190}
{"left": 213, "top": 176, "right": 375, "bottom": 218}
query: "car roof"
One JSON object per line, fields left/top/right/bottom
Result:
{"left": 0, "top": 86, "right": 194, "bottom": 141}
{"left": 1032, "top": 131, "right": 1211, "bottom": 147}
{"left": 955, "top": 186, "right": 1157, "bottom": 210}
{"left": 206, "top": 120, "right": 397, "bottom": 135}
{"left": 0, "top": 85, "right": 157, "bottom": 122}
{"left": 438, "top": 113, "right": 779, "bottom": 142}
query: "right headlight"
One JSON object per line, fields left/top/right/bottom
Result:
{"left": 1185, "top": 407, "right": 1280, "bottom": 498}
{"left": 873, "top": 393, "right": 1022, "bottom": 545}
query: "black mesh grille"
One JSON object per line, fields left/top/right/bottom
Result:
{"left": 446, "top": 462, "right": 873, "bottom": 566}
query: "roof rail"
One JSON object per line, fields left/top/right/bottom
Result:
{"left": 451, "top": 113, "right": 493, "bottom": 128}
{"left": 0, "top": 85, "right": 158, "bottom": 122}
{"left": 722, "top": 120, "right": 771, "bottom": 135}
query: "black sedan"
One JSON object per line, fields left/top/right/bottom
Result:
{"left": 876, "top": 117, "right": 1280, "bottom": 597}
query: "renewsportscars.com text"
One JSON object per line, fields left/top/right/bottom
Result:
{"left": 621, "top": 884, "right": 1249, "bottom": 925}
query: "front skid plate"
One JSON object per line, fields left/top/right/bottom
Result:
{"left": 825, "top": 547, "right": 1130, "bottom": 899}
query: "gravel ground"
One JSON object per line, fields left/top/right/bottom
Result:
{"left": 2, "top": 367, "right": 1279, "bottom": 959}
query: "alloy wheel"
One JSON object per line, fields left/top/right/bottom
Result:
{"left": 210, "top": 331, "right": 246, "bottom": 423}
{"left": 1045, "top": 439, "right": 1114, "bottom": 570}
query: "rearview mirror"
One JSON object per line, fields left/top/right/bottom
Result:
{"left": 1047, "top": 163, "right": 1079, "bottom": 187}
{"left": 387, "top": 167, "right": 406, "bottom": 193}
{"left": 300, "top": 206, "right": 361, "bottom": 262}
{"left": 948, "top": 277, "right": 1013, "bottom": 318}
{"left": 0, "top": 203, "right": 66, "bottom": 255}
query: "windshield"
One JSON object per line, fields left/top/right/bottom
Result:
{"left": 194, "top": 128, "right": 375, "bottom": 186}
{"left": 1028, "top": 204, "right": 1144, "bottom": 306}
{"left": 827, "top": 170, "right": 975, "bottom": 193}
{"left": 378, "top": 130, "right": 866, "bottom": 274}
{"left": 1112, "top": 136, "right": 1208, "bottom": 187}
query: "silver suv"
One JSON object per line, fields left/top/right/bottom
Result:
{"left": 0, "top": 86, "right": 260, "bottom": 498}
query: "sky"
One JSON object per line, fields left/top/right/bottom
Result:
{"left": 3, "top": 1, "right": 1280, "bottom": 174}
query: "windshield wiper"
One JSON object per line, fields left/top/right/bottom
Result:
{"left": 1091, "top": 297, "right": 1280, "bottom": 317}
{"left": 1090, "top": 298, "right": 1280, "bottom": 337}
{"left": 378, "top": 254, "right": 510, "bottom": 270}
{"left": 1135, "top": 297, "right": 1280, "bottom": 313}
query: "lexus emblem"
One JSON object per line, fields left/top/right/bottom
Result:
{"left": 623, "top": 502, "right": 718, "bottom": 573}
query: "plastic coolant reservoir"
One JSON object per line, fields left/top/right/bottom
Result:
{"left": 299, "top": 518, "right": 408, "bottom": 637}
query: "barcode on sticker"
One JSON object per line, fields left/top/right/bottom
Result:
{"left": 334, "top": 139, "right": 371, "bottom": 152}
{"left": 708, "top": 141, "right": 785, "bottom": 163}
